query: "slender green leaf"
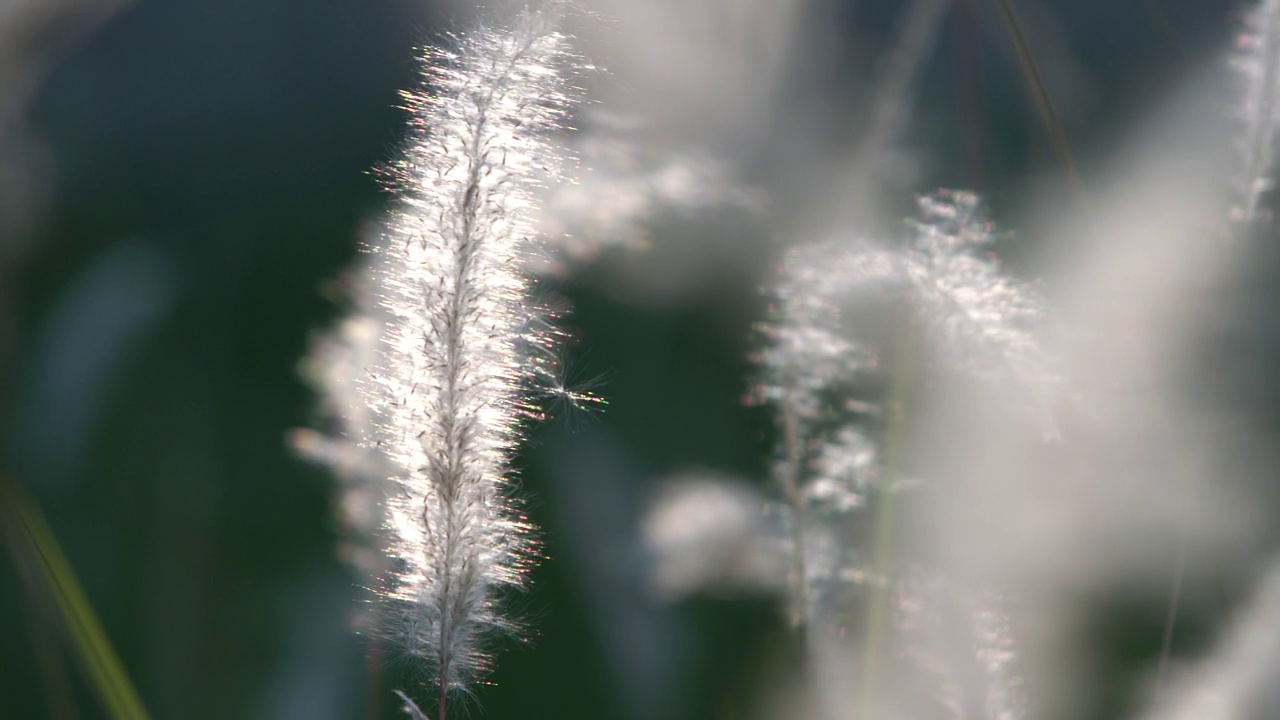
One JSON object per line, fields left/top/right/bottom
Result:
{"left": 0, "top": 477, "right": 151, "bottom": 720}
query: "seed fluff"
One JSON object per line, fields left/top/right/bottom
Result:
{"left": 361, "top": 4, "right": 584, "bottom": 712}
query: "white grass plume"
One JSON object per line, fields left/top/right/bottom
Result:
{"left": 755, "top": 191, "right": 1052, "bottom": 624}
{"left": 759, "top": 191, "right": 1053, "bottom": 450}
{"left": 363, "top": 5, "right": 583, "bottom": 713}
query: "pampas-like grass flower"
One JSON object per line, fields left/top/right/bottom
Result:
{"left": 358, "top": 5, "right": 582, "bottom": 716}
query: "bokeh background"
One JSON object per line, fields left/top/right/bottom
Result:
{"left": 1, "top": 1, "right": 1271, "bottom": 719}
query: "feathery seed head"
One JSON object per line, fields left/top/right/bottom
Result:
{"left": 358, "top": 5, "right": 584, "bottom": 700}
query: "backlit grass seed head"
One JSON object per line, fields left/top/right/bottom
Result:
{"left": 362, "top": 5, "right": 584, "bottom": 699}
{"left": 907, "top": 191, "right": 1056, "bottom": 434}
{"left": 753, "top": 191, "right": 1053, "bottom": 628}
{"left": 757, "top": 192, "right": 1053, "bottom": 478}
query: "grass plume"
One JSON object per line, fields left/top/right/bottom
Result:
{"left": 326, "top": 5, "right": 586, "bottom": 715}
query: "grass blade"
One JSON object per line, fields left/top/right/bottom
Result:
{"left": 0, "top": 476, "right": 151, "bottom": 720}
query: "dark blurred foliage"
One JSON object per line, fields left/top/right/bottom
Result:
{"left": 0, "top": 1, "right": 1259, "bottom": 719}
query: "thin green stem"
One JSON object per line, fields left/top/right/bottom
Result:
{"left": 995, "top": 0, "right": 1086, "bottom": 203}
{"left": 0, "top": 475, "right": 151, "bottom": 720}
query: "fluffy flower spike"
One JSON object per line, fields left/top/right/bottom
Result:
{"left": 363, "top": 4, "right": 583, "bottom": 711}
